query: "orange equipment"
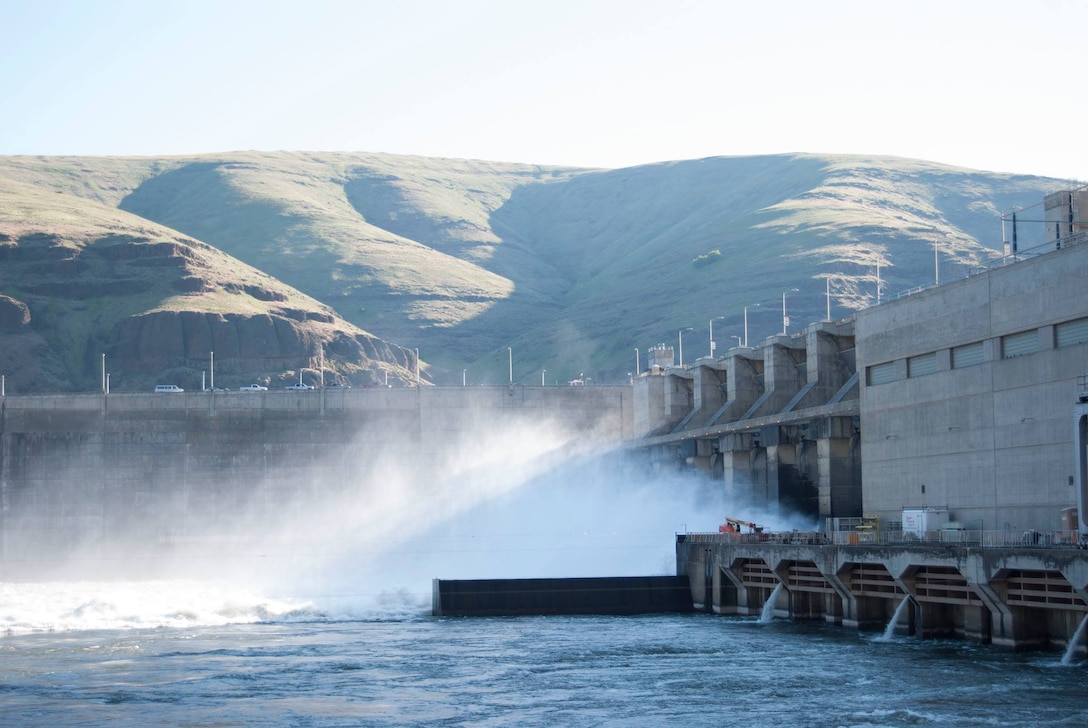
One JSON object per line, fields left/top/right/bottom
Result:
{"left": 719, "top": 516, "right": 765, "bottom": 535}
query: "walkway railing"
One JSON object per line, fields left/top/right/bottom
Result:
{"left": 681, "top": 529, "right": 1088, "bottom": 549}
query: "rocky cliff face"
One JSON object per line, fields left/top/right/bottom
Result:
{"left": 0, "top": 294, "right": 30, "bottom": 332}
{"left": 0, "top": 206, "right": 418, "bottom": 392}
{"left": 108, "top": 310, "right": 414, "bottom": 386}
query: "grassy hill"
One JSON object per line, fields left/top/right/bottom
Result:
{"left": 0, "top": 151, "right": 1070, "bottom": 391}
{"left": 0, "top": 160, "right": 417, "bottom": 393}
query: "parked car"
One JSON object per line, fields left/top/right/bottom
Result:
{"left": 285, "top": 383, "right": 314, "bottom": 390}
{"left": 239, "top": 384, "right": 268, "bottom": 391}
{"left": 154, "top": 384, "right": 184, "bottom": 393}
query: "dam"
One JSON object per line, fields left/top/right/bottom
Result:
{"left": 0, "top": 385, "right": 631, "bottom": 577}
{"left": 633, "top": 188, "right": 1088, "bottom": 652}
{"left": 676, "top": 531, "right": 1088, "bottom": 652}
{"left": 4, "top": 188, "right": 1088, "bottom": 655}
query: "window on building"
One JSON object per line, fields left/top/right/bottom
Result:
{"left": 1001, "top": 330, "right": 1039, "bottom": 359}
{"left": 1056, "top": 317, "right": 1088, "bottom": 348}
{"left": 867, "top": 361, "right": 897, "bottom": 386}
{"left": 907, "top": 352, "right": 938, "bottom": 378}
{"left": 952, "top": 341, "right": 985, "bottom": 369}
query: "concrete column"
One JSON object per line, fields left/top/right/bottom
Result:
{"left": 823, "top": 592, "right": 844, "bottom": 624}
{"left": 722, "top": 352, "right": 763, "bottom": 421}
{"left": 721, "top": 448, "right": 749, "bottom": 491}
{"left": 972, "top": 577, "right": 1040, "bottom": 650}
{"left": 765, "top": 339, "right": 806, "bottom": 398}
{"left": 963, "top": 605, "right": 992, "bottom": 643}
{"left": 663, "top": 371, "right": 693, "bottom": 424}
{"left": 750, "top": 445, "right": 771, "bottom": 511}
{"left": 691, "top": 361, "right": 727, "bottom": 426}
{"left": 804, "top": 323, "right": 855, "bottom": 405}
{"left": 814, "top": 416, "right": 862, "bottom": 519}
{"left": 1075, "top": 409, "right": 1088, "bottom": 535}
{"left": 716, "top": 561, "right": 744, "bottom": 615}
{"left": 686, "top": 547, "right": 712, "bottom": 611}
{"left": 825, "top": 566, "right": 858, "bottom": 626}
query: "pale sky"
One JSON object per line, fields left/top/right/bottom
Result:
{"left": 1, "top": 0, "right": 1084, "bottom": 180}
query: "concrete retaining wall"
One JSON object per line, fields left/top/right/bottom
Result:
{"left": 432, "top": 576, "right": 693, "bottom": 616}
{"left": 0, "top": 386, "right": 630, "bottom": 570}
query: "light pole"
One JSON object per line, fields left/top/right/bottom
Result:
{"left": 462, "top": 369, "right": 467, "bottom": 386}
{"left": 743, "top": 303, "right": 760, "bottom": 348}
{"left": 634, "top": 347, "right": 640, "bottom": 375}
{"left": 541, "top": 369, "right": 546, "bottom": 386}
{"left": 101, "top": 353, "right": 106, "bottom": 394}
{"left": 934, "top": 240, "right": 940, "bottom": 286}
{"left": 709, "top": 316, "right": 725, "bottom": 358}
{"left": 782, "top": 288, "right": 799, "bottom": 335}
{"left": 678, "top": 327, "right": 693, "bottom": 367}
{"left": 415, "top": 348, "right": 419, "bottom": 386}
{"left": 508, "top": 347, "right": 513, "bottom": 384}
{"left": 210, "top": 350, "right": 214, "bottom": 391}
{"left": 731, "top": 335, "right": 742, "bottom": 349}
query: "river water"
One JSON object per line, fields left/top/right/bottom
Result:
{"left": 2, "top": 448, "right": 1086, "bottom": 725}
{"left": 2, "top": 578, "right": 1087, "bottom": 727}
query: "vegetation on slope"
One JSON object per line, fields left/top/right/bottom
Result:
{"left": 0, "top": 151, "right": 1070, "bottom": 390}
{"left": 0, "top": 169, "right": 415, "bottom": 393}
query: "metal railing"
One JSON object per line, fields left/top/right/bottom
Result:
{"left": 681, "top": 529, "right": 1088, "bottom": 549}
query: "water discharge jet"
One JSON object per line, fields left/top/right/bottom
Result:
{"left": 879, "top": 595, "right": 912, "bottom": 641}
{"left": 759, "top": 583, "right": 784, "bottom": 624}
{"left": 1, "top": 413, "right": 735, "bottom": 632}
{"left": 1061, "top": 612, "right": 1088, "bottom": 665}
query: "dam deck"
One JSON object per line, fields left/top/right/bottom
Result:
{"left": 678, "top": 531, "right": 1088, "bottom": 653}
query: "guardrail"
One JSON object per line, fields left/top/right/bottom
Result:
{"left": 886, "top": 231, "right": 1088, "bottom": 304}
{"left": 681, "top": 529, "right": 1088, "bottom": 549}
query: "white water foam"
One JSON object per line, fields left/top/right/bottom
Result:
{"left": 876, "top": 595, "right": 911, "bottom": 642}
{"left": 1061, "top": 611, "right": 1088, "bottom": 665}
{"left": 1, "top": 413, "right": 817, "bottom": 635}
{"left": 758, "top": 583, "right": 784, "bottom": 624}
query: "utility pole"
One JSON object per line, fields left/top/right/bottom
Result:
{"left": 678, "top": 328, "right": 692, "bottom": 367}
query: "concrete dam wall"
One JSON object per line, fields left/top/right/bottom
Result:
{"left": 432, "top": 576, "right": 693, "bottom": 616}
{"left": 0, "top": 386, "right": 631, "bottom": 575}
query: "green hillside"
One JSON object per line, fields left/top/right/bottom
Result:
{"left": 0, "top": 151, "right": 1069, "bottom": 391}
{"left": 0, "top": 162, "right": 416, "bottom": 393}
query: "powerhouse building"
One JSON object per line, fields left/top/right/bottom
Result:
{"left": 857, "top": 230, "right": 1088, "bottom": 534}
{"left": 633, "top": 188, "right": 1088, "bottom": 537}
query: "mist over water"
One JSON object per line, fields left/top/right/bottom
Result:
{"left": 5, "top": 417, "right": 1086, "bottom": 726}
{"left": 0, "top": 414, "right": 810, "bottom": 635}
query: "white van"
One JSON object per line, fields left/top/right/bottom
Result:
{"left": 154, "top": 384, "right": 184, "bottom": 393}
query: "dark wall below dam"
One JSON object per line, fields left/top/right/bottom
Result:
{"left": 432, "top": 576, "right": 694, "bottom": 616}
{"left": 0, "top": 387, "right": 630, "bottom": 572}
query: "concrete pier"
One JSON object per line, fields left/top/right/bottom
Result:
{"left": 632, "top": 319, "right": 860, "bottom": 523}
{"left": 678, "top": 535, "right": 1088, "bottom": 652}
